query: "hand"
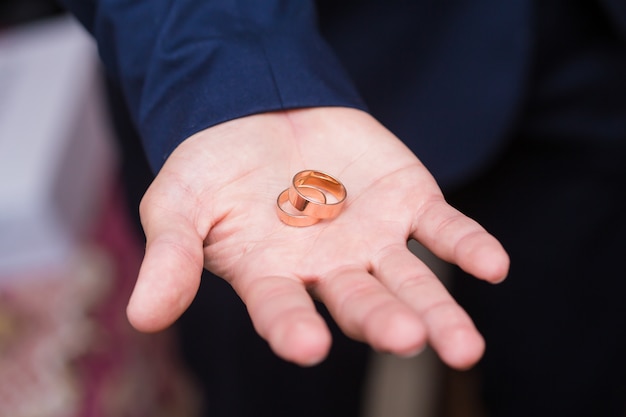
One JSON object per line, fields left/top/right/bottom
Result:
{"left": 127, "top": 107, "right": 509, "bottom": 369}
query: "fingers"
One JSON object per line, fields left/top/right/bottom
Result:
{"left": 373, "top": 245, "right": 485, "bottom": 369}
{"left": 127, "top": 207, "right": 204, "bottom": 332}
{"left": 313, "top": 266, "right": 427, "bottom": 357}
{"left": 233, "top": 275, "right": 332, "bottom": 366}
{"left": 413, "top": 199, "right": 510, "bottom": 283}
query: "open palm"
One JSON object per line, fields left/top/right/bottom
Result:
{"left": 128, "top": 107, "right": 509, "bottom": 369}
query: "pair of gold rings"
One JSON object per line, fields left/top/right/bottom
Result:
{"left": 276, "top": 170, "right": 347, "bottom": 227}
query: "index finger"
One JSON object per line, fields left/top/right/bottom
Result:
{"left": 412, "top": 199, "right": 510, "bottom": 283}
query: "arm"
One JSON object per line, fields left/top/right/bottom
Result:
{"left": 59, "top": 0, "right": 365, "bottom": 170}
{"left": 60, "top": 0, "right": 509, "bottom": 368}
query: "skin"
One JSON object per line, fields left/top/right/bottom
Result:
{"left": 127, "top": 107, "right": 509, "bottom": 369}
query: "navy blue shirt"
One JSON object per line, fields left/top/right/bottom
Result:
{"left": 60, "top": 0, "right": 626, "bottom": 187}
{"left": 62, "top": 1, "right": 365, "bottom": 172}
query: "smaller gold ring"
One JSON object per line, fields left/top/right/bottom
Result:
{"left": 289, "top": 170, "right": 347, "bottom": 219}
{"left": 276, "top": 187, "right": 326, "bottom": 227}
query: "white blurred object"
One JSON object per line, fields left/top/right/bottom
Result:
{"left": 0, "top": 15, "right": 116, "bottom": 277}
{"left": 0, "top": 17, "right": 200, "bottom": 417}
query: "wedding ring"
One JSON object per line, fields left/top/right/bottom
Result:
{"left": 276, "top": 186, "right": 326, "bottom": 227}
{"left": 288, "top": 170, "right": 347, "bottom": 219}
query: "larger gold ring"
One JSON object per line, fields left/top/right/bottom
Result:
{"left": 288, "top": 170, "right": 347, "bottom": 219}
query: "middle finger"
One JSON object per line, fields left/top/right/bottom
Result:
{"left": 313, "top": 265, "right": 427, "bottom": 357}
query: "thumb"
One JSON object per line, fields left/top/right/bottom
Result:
{"left": 127, "top": 208, "right": 204, "bottom": 332}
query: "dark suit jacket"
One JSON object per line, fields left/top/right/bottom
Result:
{"left": 60, "top": 0, "right": 626, "bottom": 187}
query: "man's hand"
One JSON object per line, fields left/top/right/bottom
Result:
{"left": 127, "top": 107, "right": 509, "bottom": 369}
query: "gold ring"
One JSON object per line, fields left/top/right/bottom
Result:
{"left": 276, "top": 186, "right": 326, "bottom": 227}
{"left": 288, "top": 170, "right": 347, "bottom": 219}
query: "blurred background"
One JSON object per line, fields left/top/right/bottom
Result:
{"left": 0, "top": 2, "right": 201, "bottom": 416}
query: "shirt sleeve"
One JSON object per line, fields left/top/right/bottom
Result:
{"left": 58, "top": 0, "right": 366, "bottom": 172}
